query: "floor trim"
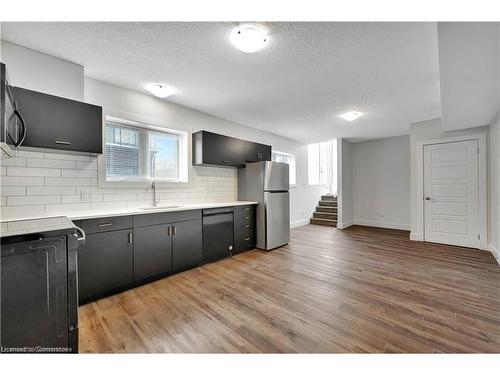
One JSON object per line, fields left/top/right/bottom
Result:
{"left": 353, "top": 219, "right": 410, "bottom": 231}
{"left": 290, "top": 219, "right": 309, "bottom": 228}
{"left": 490, "top": 243, "right": 500, "bottom": 265}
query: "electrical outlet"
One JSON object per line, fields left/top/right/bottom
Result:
{"left": 81, "top": 190, "right": 96, "bottom": 202}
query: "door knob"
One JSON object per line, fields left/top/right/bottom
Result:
{"left": 425, "top": 196, "right": 431, "bottom": 201}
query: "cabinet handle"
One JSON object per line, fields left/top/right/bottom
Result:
{"left": 243, "top": 224, "right": 250, "bottom": 228}
{"left": 167, "top": 226, "right": 171, "bottom": 237}
{"left": 244, "top": 216, "right": 250, "bottom": 219}
{"left": 128, "top": 232, "right": 133, "bottom": 244}
{"left": 244, "top": 237, "right": 251, "bottom": 241}
{"left": 172, "top": 226, "right": 176, "bottom": 237}
{"left": 55, "top": 140, "right": 71, "bottom": 145}
{"left": 243, "top": 207, "right": 250, "bottom": 211}
{"left": 74, "top": 226, "right": 86, "bottom": 242}
{"left": 222, "top": 160, "right": 230, "bottom": 164}
{"left": 98, "top": 223, "right": 112, "bottom": 227}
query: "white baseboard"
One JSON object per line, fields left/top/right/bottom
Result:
{"left": 337, "top": 219, "right": 353, "bottom": 229}
{"left": 489, "top": 243, "right": 500, "bottom": 265}
{"left": 409, "top": 232, "right": 422, "bottom": 241}
{"left": 290, "top": 219, "right": 310, "bottom": 228}
{"left": 353, "top": 219, "right": 410, "bottom": 231}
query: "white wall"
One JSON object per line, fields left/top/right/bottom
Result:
{"left": 337, "top": 139, "right": 353, "bottom": 228}
{"left": 1, "top": 40, "right": 84, "bottom": 101}
{"left": 437, "top": 23, "right": 499, "bottom": 132}
{"left": 352, "top": 136, "right": 410, "bottom": 230}
{"left": 409, "top": 117, "right": 489, "bottom": 241}
{"left": 489, "top": 112, "right": 500, "bottom": 262}
{"left": 0, "top": 41, "right": 322, "bottom": 225}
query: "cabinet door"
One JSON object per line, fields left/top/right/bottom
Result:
{"left": 172, "top": 219, "right": 202, "bottom": 271}
{"left": 133, "top": 224, "right": 172, "bottom": 281}
{"left": 195, "top": 131, "right": 245, "bottom": 167}
{"left": 13, "top": 87, "right": 102, "bottom": 155}
{"left": 245, "top": 141, "right": 272, "bottom": 162}
{"left": 1, "top": 237, "right": 68, "bottom": 350}
{"left": 78, "top": 229, "right": 133, "bottom": 303}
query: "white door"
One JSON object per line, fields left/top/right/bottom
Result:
{"left": 423, "top": 140, "right": 479, "bottom": 248}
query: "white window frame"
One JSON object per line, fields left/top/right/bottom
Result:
{"left": 272, "top": 150, "right": 296, "bottom": 187}
{"left": 97, "top": 114, "right": 190, "bottom": 188}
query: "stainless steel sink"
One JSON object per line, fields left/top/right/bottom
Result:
{"left": 139, "top": 205, "right": 182, "bottom": 211}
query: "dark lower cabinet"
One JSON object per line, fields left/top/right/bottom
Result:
{"left": 173, "top": 219, "right": 203, "bottom": 271}
{"left": 133, "top": 224, "right": 172, "bottom": 281}
{"left": 78, "top": 229, "right": 133, "bottom": 303}
{"left": 233, "top": 205, "right": 257, "bottom": 254}
{"left": 75, "top": 206, "right": 252, "bottom": 303}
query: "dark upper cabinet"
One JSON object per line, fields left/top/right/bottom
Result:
{"left": 13, "top": 87, "right": 103, "bottom": 155}
{"left": 172, "top": 219, "right": 203, "bottom": 271}
{"left": 193, "top": 130, "right": 245, "bottom": 167}
{"left": 244, "top": 141, "right": 271, "bottom": 163}
{"left": 133, "top": 224, "right": 173, "bottom": 281}
{"left": 77, "top": 229, "right": 133, "bottom": 304}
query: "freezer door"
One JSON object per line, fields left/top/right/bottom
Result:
{"left": 263, "top": 191, "right": 290, "bottom": 249}
{"left": 264, "top": 161, "right": 289, "bottom": 191}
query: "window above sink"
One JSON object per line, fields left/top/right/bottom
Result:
{"left": 104, "top": 117, "right": 188, "bottom": 183}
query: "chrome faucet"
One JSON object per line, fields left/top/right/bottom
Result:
{"left": 151, "top": 180, "right": 159, "bottom": 207}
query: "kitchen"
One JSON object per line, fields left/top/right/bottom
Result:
{"left": 1, "top": 3, "right": 500, "bottom": 373}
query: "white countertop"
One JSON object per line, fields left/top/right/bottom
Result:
{"left": 0, "top": 201, "right": 258, "bottom": 223}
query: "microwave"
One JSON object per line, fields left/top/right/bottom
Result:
{"left": 1, "top": 63, "right": 26, "bottom": 157}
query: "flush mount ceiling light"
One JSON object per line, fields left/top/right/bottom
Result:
{"left": 340, "top": 111, "right": 363, "bottom": 122}
{"left": 145, "top": 83, "right": 176, "bottom": 98}
{"left": 230, "top": 24, "right": 270, "bottom": 53}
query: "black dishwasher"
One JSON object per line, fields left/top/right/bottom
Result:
{"left": 202, "top": 207, "right": 234, "bottom": 263}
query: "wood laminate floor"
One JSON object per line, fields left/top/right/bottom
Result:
{"left": 79, "top": 225, "right": 500, "bottom": 353}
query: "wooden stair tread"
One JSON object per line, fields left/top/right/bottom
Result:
{"left": 310, "top": 218, "right": 337, "bottom": 227}
{"left": 313, "top": 212, "right": 337, "bottom": 219}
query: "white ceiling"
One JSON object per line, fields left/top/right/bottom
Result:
{"left": 2, "top": 22, "right": 441, "bottom": 143}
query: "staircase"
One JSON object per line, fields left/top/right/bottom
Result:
{"left": 310, "top": 195, "right": 337, "bottom": 227}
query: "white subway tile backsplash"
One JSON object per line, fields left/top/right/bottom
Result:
{"left": 45, "top": 177, "right": 91, "bottom": 186}
{"left": 61, "top": 168, "right": 97, "bottom": 178}
{"left": 1, "top": 205, "right": 45, "bottom": 219}
{"left": 17, "top": 150, "right": 44, "bottom": 159}
{"left": 2, "top": 176, "right": 45, "bottom": 186}
{"left": 7, "top": 166, "right": 60, "bottom": 177}
{"left": 44, "top": 152, "right": 91, "bottom": 161}
{"left": 27, "top": 158, "right": 77, "bottom": 169}
{"left": 76, "top": 160, "right": 98, "bottom": 170}
{"left": 27, "top": 186, "right": 77, "bottom": 195}
{"left": 7, "top": 195, "right": 61, "bottom": 206}
{"left": 1, "top": 186, "right": 26, "bottom": 196}
{"left": 102, "top": 193, "right": 138, "bottom": 202}
{"left": 45, "top": 203, "right": 91, "bottom": 215}
{"left": 1, "top": 151, "right": 236, "bottom": 220}
{"left": 0, "top": 157, "right": 27, "bottom": 167}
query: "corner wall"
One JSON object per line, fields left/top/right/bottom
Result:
{"left": 352, "top": 136, "right": 410, "bottom": 230}
{"left": 489, "top": 112, "right": 500, "bottom": 262}
{"left": 337, "top": 139, "right": 353, "bottom": 228}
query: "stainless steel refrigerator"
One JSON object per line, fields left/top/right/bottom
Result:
{"left": 238, "top": 161, "right": 290, "bottom": 250}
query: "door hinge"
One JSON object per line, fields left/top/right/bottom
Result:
{"left": 478, "top": 234, "right": 480, "bottom": 240}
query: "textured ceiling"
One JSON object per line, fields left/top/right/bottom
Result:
{"left": 1, "top": 22, "right": 441, "bottom": 143}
